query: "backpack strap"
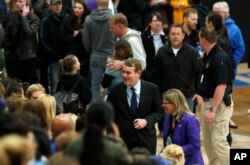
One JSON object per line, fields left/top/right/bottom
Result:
{"left": 69, "top": 78, "right": 81, "bottom": 93}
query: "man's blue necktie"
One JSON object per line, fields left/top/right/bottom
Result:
{"left": 130, "top": 87, "right": 137, "bottom": 114}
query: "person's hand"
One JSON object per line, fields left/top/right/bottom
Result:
{"left": 108, "top": 60, "right": 123, "bottom": 71}
{"left": 73, "top": 30, "right": 79, "bottom": 37}
{"left": 205, "top": 110, "right": 216, "bottom": 125}
{"left": 134, "top": 118, "right": 147, "bottom": 129}
{"left": 193, "top": 94, "right": 203, "bottom": 105}
{"left": 21, "top": 4, "right": 29, "bottom": 16}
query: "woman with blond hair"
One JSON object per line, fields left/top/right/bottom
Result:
{"left": 162, "top": 89, "right": 203, "bottom": 165}
{"left": 162, "top": 144, "right": 185, "bottom": 165}
{"left": 26, "top": 83, "right": 46, "bottom": 100}
{"left": 38, "top": 94, "right": 57, "bottom": 127}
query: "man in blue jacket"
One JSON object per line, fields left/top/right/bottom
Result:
{"left": 213, "top": 1, "right": 245, "bottom": 78}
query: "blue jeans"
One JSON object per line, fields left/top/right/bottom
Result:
{"left": 89, "top": 56, "right": 107, "bottom": 101}
{"left": 48, "top": 61, "right": 59, "bottom": 95}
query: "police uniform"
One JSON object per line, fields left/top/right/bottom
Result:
{"left": 197, "top": 44, "right": 233, "bottom": 165}
{"left": 198, "top": 44, "right": 230, "bottom": 98}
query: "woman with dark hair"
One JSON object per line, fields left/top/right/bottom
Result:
{"left": 64, "top": 100, "right": 133, "bottom": 165}
{"left": 205, "top": 12, "right": 233, "bottom": 66}
{"left": 61, "top": 0, "right": 90, "bottom": 78}
{"left": 5, "top": 82, "right": 25, "bottom": 98}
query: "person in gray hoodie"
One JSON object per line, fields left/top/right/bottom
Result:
{"left": 108, "top": 13, "right": 146, "bottom": 72}
{"left": 82, "top": 0, "right": 115, "bottom": 101}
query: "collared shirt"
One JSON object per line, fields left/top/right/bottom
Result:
{"left": 151, "top": 30, "right": 165, "bottom": 55}
{"left": 198, "top": 44, "right": 230, "bottom": 98}
{"left": 127, "top": 80, "right": 141, "bottom": 107}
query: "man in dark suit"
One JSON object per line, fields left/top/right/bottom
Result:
{"left": 107, "top": 58, "right": 163, "bottom": 154}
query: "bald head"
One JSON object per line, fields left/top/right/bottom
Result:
{"left": 51, "top": 114, "right": 75, "bottom": 139}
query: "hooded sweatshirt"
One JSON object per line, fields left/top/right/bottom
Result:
{"left": 224, "top": 17, "right": 245, "bottom": 66}
{"left": 82, "top": 9, "right": 115, "bottom": 59}
{"left": 121, "top": 29, "right": 146, "bottom": 70}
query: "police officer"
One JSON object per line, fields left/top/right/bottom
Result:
{"left": 193, "top": 27, "right": 233, "bottom": 165}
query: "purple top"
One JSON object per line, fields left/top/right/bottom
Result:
{"left": 86, "top": 0, "right": 97, "bottom": 11}
{"left": 163, "top": 113, "right": 204, "bottom": 165}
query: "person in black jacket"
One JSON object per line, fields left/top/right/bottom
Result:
{"left": 3, "top": 0, "right": 40, "bottom": 83}
{"left": 141, "top": 12, "right": 167, "bottom": 83}
{"left": 40, "top": 0, "right": 67, "bottom": 95}
{"left": 60, "top": 0, "right": 90, "bottom": 78}
{"left": 56, "top": 54, "right": 92, "bottom": 113}
{"left": 154, "top": 24, "right": 201, "bottom": 112}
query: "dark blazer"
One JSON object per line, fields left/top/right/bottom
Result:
{"left": 107, "top": 80, "right": 163, "bottom": 154}
{"left": 141, "top": 28, "right": 166, "bottom": 82}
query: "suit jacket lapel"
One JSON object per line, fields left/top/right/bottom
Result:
{"left": 121, "top": 85, "right": 134, "bottom": 116}
{"left": 138, "top": 80, "right": 146, "bottom": 110}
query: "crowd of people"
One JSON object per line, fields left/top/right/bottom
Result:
{"left": 0, "top": 0, "right": 246, "bottom": 165}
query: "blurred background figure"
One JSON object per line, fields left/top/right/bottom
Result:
{"left": 64, "top": 100, "right": 134, "bottom": 165}
{"left": 161, "top": 144, "right": 185, "bottom": 165}
{"left": 143, "top": 0, "right": 173, "bottom": 30}
{"left": 82, "top": 0, "right": 114, "bottom": 101}
{"left": 188, "top": 0, "right": 209, "bottom": 30}
{"left": 26, "top": 83, "right": 46, "bottom": 100}
{"left": 170, "top": 0, "right": 189, "bottom": 24}
{"left": 60, "top": 0, "right": 90, "bottom": 78}
{"left": 86, "top": 0, "right": 115, "bottom": 14}
{"left": 0, "top": 134, "right": 36, "bottom": 165}
{"left": 182, "top": 8, "right": 199, "bottom": 48}
{"left": 0, "top": 0, "right": 7, "bottom": 23}
{"left": 40, "top": 0, "right": 67, "bottom": 95}
{"left": 141, "top": 12, "right": 166, "bottom": 83}
{"left": 130, "top": 147, "right": 150, "bottom": 162}
{"left": 3, "top": 0, "right": 40, "bottom": 84}
{"left": 116, "top": 0, "right": 148, "bottom": 31}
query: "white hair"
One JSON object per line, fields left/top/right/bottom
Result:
{"left": 213, "top": 1, "right": 230, "bottom": 13}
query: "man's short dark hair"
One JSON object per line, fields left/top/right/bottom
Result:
{"left": 199, "top": 27, "right": 217, "bottom": 44}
